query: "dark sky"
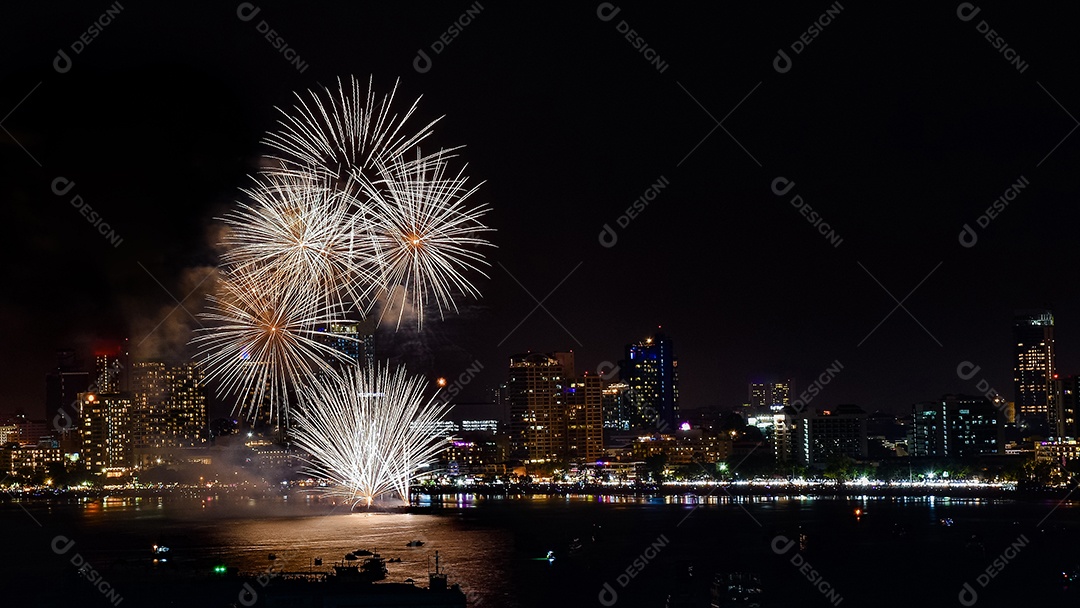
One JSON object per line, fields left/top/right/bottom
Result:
{"left": 3, "top": 2, "right": 1080, "bottom": 419}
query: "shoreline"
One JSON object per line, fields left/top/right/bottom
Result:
{"left": 2, "top": 483, "right": 1074, "bottom": 504}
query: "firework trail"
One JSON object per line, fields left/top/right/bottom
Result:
{"left": 262, "top": 75, "right": 447, "bottom": 186}
{"left": 194, "top": 74, "right": 493, "bottom": 425}
{"left": 291, "top": 362, "right": 453, "bottom": 506}
{"left": 219, "top": 170, "right": 382, "bottom": 318}
{"left": 358, "top": 150, "right": 494, "bottom": 330}
{"left": 191, "top": 270, "right": 358, "bottom": 424}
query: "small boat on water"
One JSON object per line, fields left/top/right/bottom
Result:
{"left": 406, "top": 540, "right": 425, "bottom": 547}
{"left": 711, "top": 572, "right": 763, "bottom": 607}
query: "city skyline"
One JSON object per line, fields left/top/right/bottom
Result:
{"left": 5, "top": 3, "right": 1080, "bottom": 419}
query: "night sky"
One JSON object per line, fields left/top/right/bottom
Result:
{"left": 3, "top": 2, "right": 1080, "bottom": 419}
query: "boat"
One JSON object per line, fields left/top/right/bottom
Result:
{"left": 711, "top": 572, "right": 763, "bottom": 607}
{"left": 334, "top": 551, "right": 388, "bottom": 582}
{"left": 260, "top": 550, "right": 467, "bottom": 607}
{"left": 406, "top": 540, "right": 425, "bottom": 547}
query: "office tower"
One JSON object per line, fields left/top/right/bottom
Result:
{"left": 565, "top": 375, "right": 603, "bottom": 462}
{"left": 507, "top": 353, "right": 568, "bottom": 463}
{"left": 749, "top": 379, "right": 795, "bottom": 409}
{"left": 620, "top": 332, "right": 678, "bottom": 431}
{"left": 93, "top": 343, "right": 130, "bottom": 394}
{"left": 791, "top": 404, "right": 868, "bottom": 467}
{"left": 78, "top": 391, "right": 133, "bottom": 473}
{"left": 130, "top": 362, "right": 168, "bottom": 447}
{"left": 910, "top": 395, "right": 1004, "bottom": 458}
{"left": 602, "top": 382, "right": 633, "bottom": 431}
{"left": 45, "top": 349, "right": 91, "bottom": 434}
{"left": 315, "top": 320, "right": 375, "bottom": 370}
{"left": 131, "top": 362, "right": 208, "bottom": 448}
{"left": 167, "top": 362, "right": 208, "bottom": 445}
{"left": 1052, "top": 375, "right": 1079, "bottom": 439}
{"left": 1014, "top": 310, "right": 1055, "bottom": 424}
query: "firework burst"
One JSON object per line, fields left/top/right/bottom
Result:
{"left": 262, "top": 75, "right": 446, "bottom": 185}
{"left": 358, "top": 151, "right": 495, "bottom": 330}
{"left": 291, "top": 363, "right": 453, "bottom": 506}
{"left": 219, "top": 171, "right": 381, "bottom": 317}
{"left": 192, "top": 270, "right": 358, "bottom": 424}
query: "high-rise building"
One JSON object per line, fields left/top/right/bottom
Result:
{"left": 602, "top": 382, "right": 633, "bottom": 431}
{"left": 620, "top": 332, "right": 678, "bottom": 431}
{"left": 505, "top": 352, "right": 604, "bottom": 465}
{"left": 749, "top": 379, "right": 795, "bottom": 409}
{"left": 45, "top": 349, "right": 91, "bottom": 436}
{"left": 130, "top": 362, "right": 208, "bottom": 448}
{"left": 315, "top": 321, "right": 375, "bottom": 370}
{"left": 1014, "top": 310, "right": 1055, "bottom": 424}
{"left": 910, "top": 395, "right": 1004, "bottom": 458}
{"left": 791, "top": 404, "right": 868, "bottom": 468}
{"left": 507, "top": 353, "right": 568, "bottom": 464}
{"left": 78, "top": 391, "right": 133, "bottom": 473}
{"left": 93, "top": 344, "right": 129, "bottom": 394}
{"left": 565, "top": 375, "right": 603, "bottom": 462}
{"left": 1052, "top": 375, "right": 1079, "bottom": 439}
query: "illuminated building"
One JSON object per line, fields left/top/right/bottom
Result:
{"left": 314, "top": 320, "right": 375, "bottom": 370}
{"left": 1052, "top": 374, "right": 1079, "bottom": 439}
{"left": 771, "top": 408, "right": 795, "bottom": 462}
{"left": 93, "top": 344, "right": 129, "bottom": 394}
{"left": 504, "top": 353, "right": 614, "bottom": 464}
{"left": 620, "top": 332, "right": 678, "bottom": 431}
{"left": 130, "top": 362, "right": 208, "bottom": 448}
{"left": 792, "top": 404, "right": 867, "bottom": 467}
{"left": 78, "top": 391, "right": 133, "bottom": 473}
{"left": 602, "top": 382, "right": 633, "bottom": 431}
{"left": 439, "top": 431, "right": 509, "bottom": 476}
{"left": 1014, "top": 310, "right": 1055, "bottom": 424}
{"left": 910, "top": 395, "right": 1003, "bottom": 458}
{"left": 566, "top": 375, "right": 603, "bottom": 462}
{"left": 1035, "top": 438, "right": 1080, "bottom": 465}
{"left": 2, "top": 438, "right": 63, "bottom": 476}
{"left": 507, "top": 353, "right": 568, "bottom": 463}
{"left": 749, "top": 379, "right": 795, "bottom": 409}
{"left": 626, "top": 434, "right": 732, "bottom": 465}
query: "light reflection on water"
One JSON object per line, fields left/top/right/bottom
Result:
{"left": 8, "top": 492, "right": 1078, "bottom": 607}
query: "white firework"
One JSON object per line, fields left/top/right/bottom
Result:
{"left": 358, "top": 150, "right": 495, "bottom": 330}
{"left": 219, "top": 170, "right": 381, "bottom": 317}
{"left": 262, "top": 75, "right": 446, "bottom": 184}
{"left": 192, "top": 271, "right": 358, "bottom": 424}
{"left": 291, "top": 363, "right": 453, "bottom": 507}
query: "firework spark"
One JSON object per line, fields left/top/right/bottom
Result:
{"left": 291, "top": 363, "right": 453, "bottom": 506}
{"left": 219, "top": 171, "right": 381, "bottom": 317}
{"left": 358, "top": 151, "right": 495, "bottom": 330}
{"left": 192, "top": 271, "right": 358, "bottom": 424}
{"left": 262, "top": 75, "right": 446, "bottom": 184}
